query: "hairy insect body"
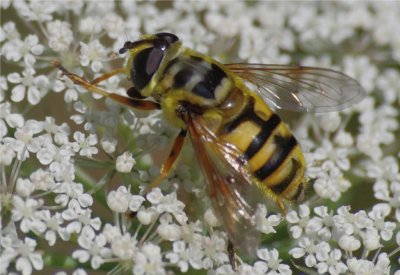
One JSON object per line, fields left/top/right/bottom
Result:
{"left": 149, "top": 48, "right": 306, "bottom": 209}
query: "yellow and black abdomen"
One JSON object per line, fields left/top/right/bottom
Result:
{"left": 218, "top": 87, "right": 306, "bottom": 206}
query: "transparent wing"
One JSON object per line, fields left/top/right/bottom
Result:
{"left": 226, "top": 63, "right": 366, "bottom": 112}
{"left": 187, "top": 114, "right": 264, "bottom": 257}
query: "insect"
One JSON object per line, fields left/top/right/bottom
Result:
{"left": 54, "top": 32, "right": 365, "bottom": 268}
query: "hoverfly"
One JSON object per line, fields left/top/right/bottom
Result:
{"left": 54, "top": 32, "right": 365, "bottom": 268}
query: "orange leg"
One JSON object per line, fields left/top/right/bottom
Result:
{"left": 277, "top": 199, "right": 287, "bottom": 215}
{"left": 53, "top": 61, "right": 160, "bottom": 110}
{"left": 145, "top": 129, "right": 187, "bottom": 192}
{"left": 89, "top": 67, "right": 127, "bottom": 85}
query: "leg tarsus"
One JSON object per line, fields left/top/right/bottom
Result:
{"left": 228, "top": 239, "right": 238, "bottom": 271}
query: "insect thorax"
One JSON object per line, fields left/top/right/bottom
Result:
{"left": 157, "top": 50, "right": 234, "bottom": 106}
{"left": 153, "top": 50, "right": 236, "bottom": 128}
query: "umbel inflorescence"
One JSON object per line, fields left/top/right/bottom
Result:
{"left": 1, "top": 1, "right": 399, "bottom": 275}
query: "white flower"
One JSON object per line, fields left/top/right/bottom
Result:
{"left": 116, "top": 151, "right": 136, "bottom": 173}
{"left": 72, "top": 228, "right": 111, "bottom": 269}
{"left": 7, "top": 68, "right": 49, "bottom": 105}
{"left": 333, "top": 206, "right": 372, "bottom": 236}
{"left": 236, "top": 263, "right": 257, "bottom": 275}
{"left": 54, "top": 182, "right": 93, "bottom": 208}
{"left": 129, "top": 195, "right": 146, "bottom": 212}
{"left": 156, "top": 214, "right": 181, "bottom": 241}
{"left": 254, "top": 204, "right": 282, "bottom": 234}
{"left": 110, "top": 233, "right": 137, "bottom": 260}
{"left": 312, "top": 206, "right": 335, "bottom": 240}
{"left": 79, "top": 16, "right": 102, "bottom": 35}
{"left": 314, "top": 173, "right": 350, "bottom": 202}
{"left": 367, "top": 156, "right": 400, "bottom": 185}
{"left": 334, "top": 131, "right": 354, "bottom": 147}
{"left": 357, "top": 104, "right": 398, "bottom": 159}
{"left": 347, "top": 253, "right": 391, "bottom": 275}
{"left": 137, "top": 207, "right": 158, "bottom": 225}
{"left": 201, "top": 233, "right": 229, "bottom": 269}
{"left": 11, "top": 196, "right": 46, "bottom": 233}
{"left": 289, "top": 238, "right": 330, "bottom": 267}
{"left": 0, "top": 139, "right": 16, "bottom": 165}
{"left": 63, "top": 204, "right": 101, "bottom": 235}
{"left": 286, "top": 204, "right": 311, "bottom": 239}
{"left": 1, "top": 34, "right": 43, "bottom": 66}
{"left": 11, "top": 237, "right": 44, "bottom": 275}
{"left": 107, "top": 186, "right": 132, "bottom": 213}
{"left": 313, "top": 140, "right": 350, "bottom": 171}
{"left": 14, "top": 1, "right": 56, "bottom": 22}
{"left": 361, "top": 229, "right": 381, "bottom": 251}
{"left": 30, "top": 168, "right": 55, "bottom": 191}
{"left": 102, "top": 13, "right": 125, "bottom": 39}
{"left": 72, "top": 131, "right": 98, "bottom": 158}
{"left": 316, "top": 249, "right": 347, "bottom": 275}
{"left": 133, "top": 243, "right": 165, "bottom": 275}
{"left": 100, "top": 136, "right": 117, "bottom": 154}
{"left": 42, "top": 116, "right": 70, "bottom": 145}
{"left": 317, "top": 112, "right": 341, "bottom": 133}
{"left": 165, "top": 241, "right": 203, "bottom": 272}
{"left": 79, "top": 40, "right": 108, "bottom": 72}
{"left": 368, "top": 204, "right": 396, "bottom": 241}
{"left": 53, "top": 76, "right": 80, "bottom": 103}
{"left": 376, "top": 69, "right": 400, "bottom": 104}
{"left": 255, "top": 248, "right": 292, "bottom": 275}
{"left": 338, "top": 235, "right": 361, "bottom": 252}
{"left": 180, "top": 221, "right": 203, "bottom": 245}
{"left": 37, "top": 210, "right": 70, "bottom": 246}
{"left": 343, "top": 55, "right": 378, "bottom": 93}
{"left": 0, "top": 21, "right": 20, "bottom": 42}
{"left": 46, "top": 20, "right": 73, "bottom": 52}
{"left": 49, "top": 160, "right": 75, "bottom": 183}
{"left": 146, "top": 188, "right": 186, "bottom": 222}
{"left": 15, "top": 178, "right": 35, "bottom": 197}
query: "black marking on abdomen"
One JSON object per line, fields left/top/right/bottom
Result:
{"left": 270, "top": 158, "right": 299, "bottom": 194}
{"left": 244, "top": 114, "right": 281, "bottom": 159}
{"left": 224, "top": 97, "right": 264, "bottom": 133}
{"left": 255, "top": 135, "right": 297, "bottom": 181}
{"left": 192, "top": 64, "right": 227, "bottom": 99}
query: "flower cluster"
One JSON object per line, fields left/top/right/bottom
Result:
{"left": 1, "top": 1, "right": 400, "bottom": 274}
{"left": 288, "top": 205, "right": 396, "bottom": 274}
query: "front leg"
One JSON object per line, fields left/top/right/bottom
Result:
{"left": 53, "top": 60, "right": 160, "bottom": 111}
{"left": 145, "top": 129, "right": 187, "bottom": 192}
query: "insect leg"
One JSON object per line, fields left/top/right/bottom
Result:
{"left": 277, "top": 199, "right": 287, "bottom": 215}
{"left": 228, "top": 239, "right": 238, "bottom": 271}
{"left": 145, "top": 129, "right": 187, "bottom": 192}
{"left": 89, "top": 67, "right": 127, "bottom": 85}
{"left": 53, "top": 61, "right": 160, "bottom": 110}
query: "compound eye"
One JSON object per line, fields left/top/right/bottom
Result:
{"left": 131, "top": 47, "right": 164, "bottom": 90}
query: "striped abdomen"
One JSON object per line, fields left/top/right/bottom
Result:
{"left": 218, "top": 88, "right": 306, "bottom": 203}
